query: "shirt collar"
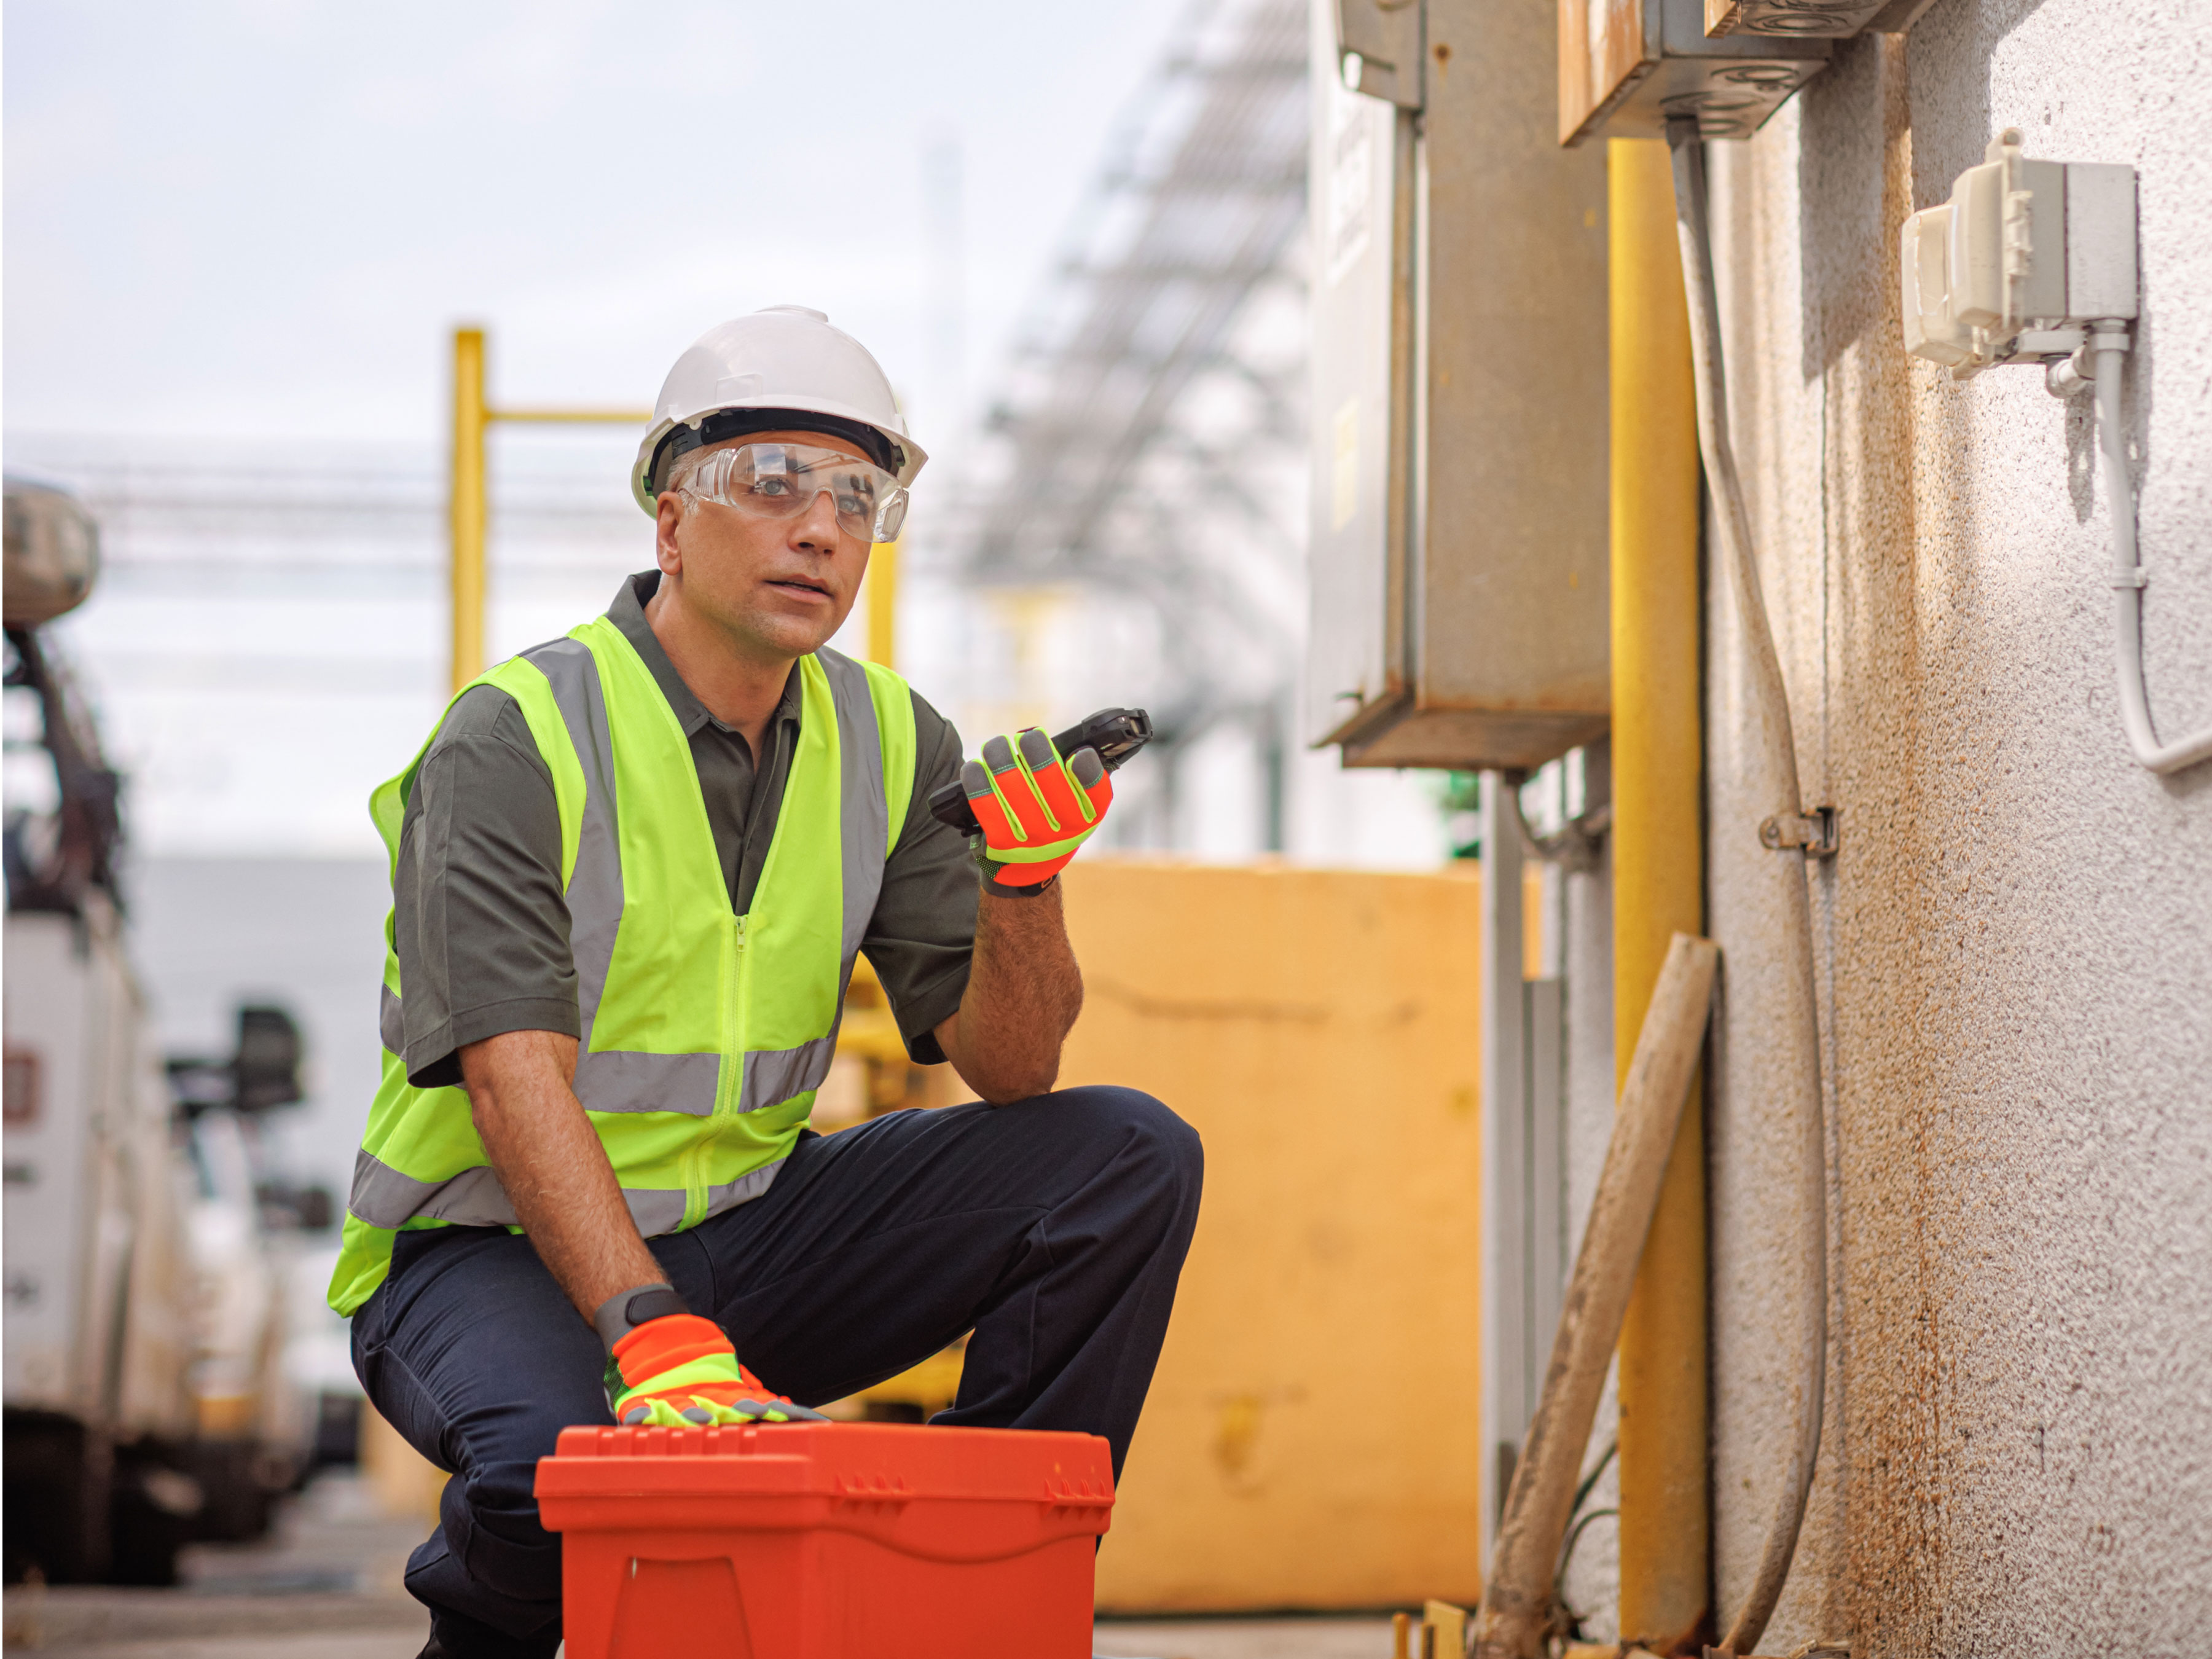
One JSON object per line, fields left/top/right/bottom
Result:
{"left": 607, "top": 571, "right": 802, "bottom": 741}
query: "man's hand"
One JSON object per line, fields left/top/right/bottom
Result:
{"left": 962, "top": 728, "right": 1113, "bottom": 895}
{"left": 608, "top": 1313, "right": 826, "bottom": 1426}
{"left": 931, "top": 726, "right": 1101, "bottom": 1104}
{"left": 460, "top": 1030, "right": 664, "bottom": 1320}
{"left": 463, "top": 1033, "right": 826, "bottom": 1425}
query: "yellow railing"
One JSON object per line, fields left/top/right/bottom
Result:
{"left": 449, "top": 325, "right": 901, "bottom": 689}
{"left": 447, "top": 326, "right": 652, "bottom": 694}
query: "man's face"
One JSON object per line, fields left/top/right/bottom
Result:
{"left": 653, "top": 429, "right": 874, "bottom": 664}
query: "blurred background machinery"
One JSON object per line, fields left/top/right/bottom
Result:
{"left": 945, "top": 0, "right": 1311, "bottom": 852}
{"left": 4, "top": 479, "right": 331, "bottom": 1586}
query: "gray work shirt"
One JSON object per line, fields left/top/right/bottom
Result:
{"left": 390, "top": 571, "right": 977, "bottom": 1089}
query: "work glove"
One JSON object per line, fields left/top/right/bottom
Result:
{"left": 606, "top": 1314, "right": 827, "bottom": 1427}
{"left": 963, "top": 728, "right": 1113, "bottom": 896}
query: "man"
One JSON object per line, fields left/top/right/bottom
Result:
{"left": 330, "top": 307, "right": 1202, "bottom": 1659}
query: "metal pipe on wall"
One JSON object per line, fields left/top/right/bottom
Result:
{"left": 1607, "top": 136, "right": 1711, "bottom": 1655}
{"left": 449, "top": 327, "right": 488, "bottom": 695}
{"left": 1666, "top": 121, "right": 1829, "bottom": 1658}
{"left": 1478, "top": 766, "right": 1531, "bottom": 1568}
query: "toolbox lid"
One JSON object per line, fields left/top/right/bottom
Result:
{"left": 536, "top": 1422, "right": 1114, "bottom": 1507}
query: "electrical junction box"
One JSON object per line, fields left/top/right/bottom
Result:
{"left": 1901, "top": 128, "right": 2138, "bottom": 376}
{"left": 1559, "top": 0, "right": 1830, "bottom": 145}
{"left": 1334, "top": 0, "right": 1424, "bottom": 108}
{"left": 1308, "top": 0, "right": 1610, "bottom": 772}
{"left": 1702, "top": 0, "right": 1936, "bottom": 38}
{"left": 1556, "top": 0, "right": 1934, "bottom": 146}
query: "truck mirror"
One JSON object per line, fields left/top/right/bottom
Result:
{"left": 232, "top": 1005, "right": 302, "bottom": 1113}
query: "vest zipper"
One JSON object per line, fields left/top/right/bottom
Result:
{"left": 726, "top": 912, "right": 748, "bottom": 1118}
{"left": 684, "top": 912, "right": 745, "bottom": 1229}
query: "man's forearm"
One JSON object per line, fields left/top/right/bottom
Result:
{"left": 938, "top": 882, "right": 1083, "bottom": 1104}
{"left": 460, "top": 1029, "right": 663, "bottom": 1322}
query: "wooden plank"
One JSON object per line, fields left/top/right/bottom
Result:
{"left": 1471, "top": 933, "right": 1720, "bottom": 1658}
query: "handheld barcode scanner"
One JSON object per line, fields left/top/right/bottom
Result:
{"left": 928, "top": 708, "right": 1155, "bottom": 836}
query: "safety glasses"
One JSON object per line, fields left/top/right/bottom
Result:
{"left": 675, "top": 442, "right": 908, "bottom": 544}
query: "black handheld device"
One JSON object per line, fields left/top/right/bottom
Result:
{"left": 927, "top": 707, "right": 1155, "bottom": 836}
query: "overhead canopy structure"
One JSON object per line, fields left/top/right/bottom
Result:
{"left": 953, "top": 0, "right": 1310, "bottom": 801}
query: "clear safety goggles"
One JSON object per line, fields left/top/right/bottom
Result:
{"left": 675, "top": 442, "right": 908, "bottom": 545}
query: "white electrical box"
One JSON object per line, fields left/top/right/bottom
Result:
{"left": 1308, "top": 0, "right": 1611, "bottom": 771}
{"left": 1901, "top": 128, "right": 2138, "bottom": 375}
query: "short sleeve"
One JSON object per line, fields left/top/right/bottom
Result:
{"left": 859, "top": 691, "right": 978, "bottom": 1064}
{"left": 391, "top": 686, "right": 579, "bottom": 1089}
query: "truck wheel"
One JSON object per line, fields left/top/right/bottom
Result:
{"left": 107, "top": 1448, "right": 202, "bottom": 1587}
{"left": 187, "top": 1440, "right": 280, "bottom": 1544}
{"left": 2, "top": 1409, "right": 109, "bottom": 1583}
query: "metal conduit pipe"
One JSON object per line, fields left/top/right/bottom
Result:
{"left": 2085, "top": 324, "right": 2212, "bottom": 774}
{"left": 1663, "top": 119, "right": 1831, "bottom": 1658}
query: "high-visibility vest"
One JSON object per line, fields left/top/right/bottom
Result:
{"left": 327, "top": 619, "right": 915, "bottom": 1316}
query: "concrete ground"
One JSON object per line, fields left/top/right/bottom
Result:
{"left": 2, "top": 1477, "right": 1395, "bottom": 1658}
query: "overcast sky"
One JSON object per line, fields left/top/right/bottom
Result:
{"left": 1, "top": 0, "right": 1205, "bottom": 857}
{"left": 4, "top": 0, "right": 1187, "bottom": 452}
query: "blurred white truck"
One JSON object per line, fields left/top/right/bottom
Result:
{"left": 4, "top": 478, "right": 316, "bottom": 1583}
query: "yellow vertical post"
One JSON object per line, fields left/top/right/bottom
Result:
{"left": 449, "top": 327, "right": 488, "bottom": 694}
{"left": 1607, "top": 138, "right": 1708, "bottom": 1653}
{"left": 867, "top": 536, "right": 901, "bottom": 670}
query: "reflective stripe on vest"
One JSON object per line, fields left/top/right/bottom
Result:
{"left": 344, "top": 1143, "right": 786, "bottom": 1237}
{"left": 328, "top": 624, "right": 914, "bottom": 1317}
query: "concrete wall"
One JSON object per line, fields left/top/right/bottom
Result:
{"left": 1701, "top": 4, "right": 2212, "bottom": 1650}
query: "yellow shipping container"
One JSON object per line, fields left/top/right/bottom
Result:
{"left": 1055, "top": 858, "right": 1484, "bottom": 1613}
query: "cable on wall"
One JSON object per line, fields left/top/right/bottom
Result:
{"left": 1666, "top": 117, "right": 1832, "bottom": 1659}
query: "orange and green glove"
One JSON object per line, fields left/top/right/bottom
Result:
{"left": 963, "top": 727, "right": 1113, "bottom": 896}
{"left": 606, "top": 1314, "right": 826, "bottom": 1427}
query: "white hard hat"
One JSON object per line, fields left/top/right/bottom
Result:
{"left": 631, "top": 306, "right": 925, "bottom": 515}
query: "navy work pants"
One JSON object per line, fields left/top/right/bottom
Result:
{"left": 349, "top": 1087, "right": 1202, "bottom": 1657}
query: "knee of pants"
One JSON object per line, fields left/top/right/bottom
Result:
{"left": 444, "top": 1459, "right": 564, "bottom": 1609}
{"left": 1061, "top": 1084, "right": 1204, "bottom": 1200}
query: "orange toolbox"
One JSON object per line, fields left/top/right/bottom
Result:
{"left": 536, "top": 1421, "right": 1115, "bottom": 1659}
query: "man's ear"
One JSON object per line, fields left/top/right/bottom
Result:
{"left": 654, "top": 493, "right": 685, "bottom": 575}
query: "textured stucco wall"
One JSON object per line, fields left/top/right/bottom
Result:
{"left": 1702, "top": 3, "right": 2212, "bottom": 1652}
